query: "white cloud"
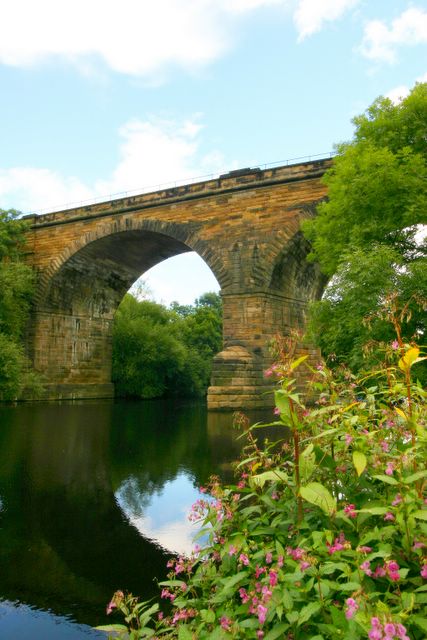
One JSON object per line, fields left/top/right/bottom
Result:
{"left": 0, "top": 1, "right": 230, "bottom": 77}
{"left": 293, "top": 0, "right": 359, "bottom": 41}
{"left": 0, "top": 0, "right": 364, "bottom": 77}
{"left": 360, "top": 7, "right": 427, "bottom": 63}
{"left": 0, "top": 0, "right": 285, "bottom": 78}
{"left": 0, "top": 115, "right": 227, "bottom": 214}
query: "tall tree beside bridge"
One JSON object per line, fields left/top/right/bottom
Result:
{"left": 303, "top": 82, "right": 427, "bottom": 377}
{"left": 0, "top": 209, "right": 40, "bottom": 399}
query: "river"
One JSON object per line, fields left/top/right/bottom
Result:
{"left": 0, "top": 399, "right": 268, "bottom": 639}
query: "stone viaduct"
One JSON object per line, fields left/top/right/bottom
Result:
{"left": 23, "top": 157, "right": 331, "bottom": 409}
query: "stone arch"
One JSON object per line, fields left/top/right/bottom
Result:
{"left": 268, "top": 230, "right": 327, "bottom": 303}
{"left": 28, "top": 219, "right": 226, "bottom": 398}
{"left": 34, "top": 217, "right": 228, "bottom": 306}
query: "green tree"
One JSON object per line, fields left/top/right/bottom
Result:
{"left": 303, "top": 83, "right": 427, "bottom": 373}
{"left": 0, "top": 209, "right": 39, "bottom": 400}
{"left": 111, "top": 292, "right": 223, "bottom": 399}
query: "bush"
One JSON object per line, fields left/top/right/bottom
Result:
{"left": 99, "top": 324, "right": 426, "bottom": 639}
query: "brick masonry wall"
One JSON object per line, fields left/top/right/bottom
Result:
{"left": 23, "top": 158, "right": 330, "bottom": 407}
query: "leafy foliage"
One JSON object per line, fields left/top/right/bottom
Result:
{"left": 0, "top": 209, "right": 39, "bottom": 400}
{"left": 100, "top": 320, "right": 427, "bottom": 639}
{"left": 303, "top": 83, "right": 427, "bottom": 376}
{"left": 112, "top": 292, "right": 222, "bottom": 399}
{"left": 303, "top": 82, "right": 427, "bottom": 276}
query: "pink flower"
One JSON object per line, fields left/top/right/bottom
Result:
{"left": 220, "top": 616, "right": 232, "bottom": 631}
{"left": 384, "top": 623, "right": 396, "bottom": 638}
{"left": 228, "top": 545, "right": 237, "bottom": 556}
{"left": 257, "top": 604, "right": 268, "bottom": 625}
{"left": 384, "top": 512, "right": 395, "bottom": 522}
{"left": 239, "top": 553, "right": 249, "bottom": 565}
{"left": 265, "top": 552, "right": 273, "bottom": 564}
{"left": 269, "top": 570, "right": 278, "bottom": 586}
{"left": 392, "top": 494, "right": 402, "bottom": 506}
{"left": 380, "top": 440, "right": 389, "bottom": 452}
{"left": 273, "top": 406, "right": 280, "bottom": 416}
{"left": 412, "top": 540, "right": 426, "bottom": 550}
{"left": 396, "top": 623, "right": 410, "bottom": 639}
{"left": 345, "top": 597, "right": 358, "bottom": 620}
{"left": 373, "top": 565, "right": 386, "bottom": 578}
{"left": 277, "top": 555, "right": 284, "bottom": 568}
{"left": 255, "top": 566, "right": 266, "bottom": 578}
{"left": 327, "top": 532, "right": 350, "bottom": 555}
{"left": 385, "top": 462, "right": 394, "bottom": 476}
{"left": 368, "top": 618, "right": 383, "bottom": 640}
{"left": 239, "top": 588, "right": 250, "bottom": 603}
{"left": 257, "top": 631, "right": 264, "bottom": 639}
{"left": 345, "top": 434, "right": 353, "bottom": 447}
{"left": 360, "top": 560, "right": 372, "bottom": 576}
{"left": 421, "top": 563, "right": 427, "bottom": 579}
{"left": 357, "top": 545, "right": 372, "bottom": 553}
{"left": 385, "top": 560, "right": 400, "bottom": 581}
{"left": 344, "top": 503, "right": 357, "bottom": 519}
{"left": 106, "top": 600, "right": 116, "bottom": 615}
{"left": 300, "top": 561, "right": 310, "bottom": 571}
{"left": 391, "top": 340, "right": 399, "bottom": 350}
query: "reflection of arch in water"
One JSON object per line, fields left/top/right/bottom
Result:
{"left": 0, "top": 400, "right": 249, "bottom": 626}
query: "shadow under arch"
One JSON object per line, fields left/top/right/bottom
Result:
{"left": 28, "top": 220, "right": 224, "bottom": 399}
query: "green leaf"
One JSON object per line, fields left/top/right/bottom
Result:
{"left": 372, "top": 474, "right": 399, "bottom": 485}
{"left": 264, "top": 623, "right": 290, "bottom": 640}
{"left": 178, "top": 625, "right": 193, "bottom": 640}
{"left": 359, "top": 507, "right": 388, "bottom": 515}
{"left": 219, "top": 570, "right": 248, "bottom": 589}
{"left": 201, "top": 609, "right": 216, "bottom": 624}
{"left": 158, "top": 580, "right": 187, "bottom": 588}
{"left": 352, "top": 450, "right": 367, "bottom": 476}
{"left": 300, "top": 482, "right": 337, "bottom": 514}
{"left": 290, "top": 355, "right": 308, "bottom": 371}
{"left": 338, "top": 582, "right": 362, "bottom": 591}
{"left": 286, "top": 612, "right": 299, "bottom": 625}
{"left": 413, "top": 616, "right": 427, "bottom": 633}
{"left": 403, "top": 470, "right": 427, "bottom": 483}
{"left": 96, "top": 624, "right": 129, "bottom": 632}
{"left": 251, "top": 469, "right": 288, "bottom": 488}
{"left": 282, "top": 589, "right": 293, "bottom": 611}
{"left": 298, "top": 601, "right": 322, "bottom": 625}
{"left": 413, "top": 510, "right": 427, "bottom": 521}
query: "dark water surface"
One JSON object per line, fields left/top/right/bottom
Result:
{"left": 0, "top": 399, "right": 252, "bottom": 639}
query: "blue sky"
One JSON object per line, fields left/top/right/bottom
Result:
{"left": 1, "top": 0, "right": 426, "bottom": 304}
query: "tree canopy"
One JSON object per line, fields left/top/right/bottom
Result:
{"left": 112, "top": 291, "right": 222, "bottom": 399}
{"left": 302, "top": 83, "right": 427, "bottom": 375}
{"left": 0, "top": 209, "right": 39, "bottom": 400}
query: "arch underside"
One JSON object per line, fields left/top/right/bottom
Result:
{"left": 28, "top": 225, "right": 325, "bottom": 408}
{"left": 42, "top": 230, "right": 194, "bottom": 317}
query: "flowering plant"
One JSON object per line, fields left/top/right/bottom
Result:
{"left": 99, "top": 331, "right": 426, "bottom": 639}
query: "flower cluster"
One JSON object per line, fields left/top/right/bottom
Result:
{"left": 100, "top": 339, "right": 427, "bottom": 640}
{"left": 368, "top": 617, "right": 409, "bottom": 640}
{"left": 360, "top": 559, "right": 401, "bottom": 581}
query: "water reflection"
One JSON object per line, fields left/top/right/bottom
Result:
{"left": 116, "top": 472, "right": 202, "bottom": 555}
{"left": 0, "top": 399, "right": 253, "bottom": 637}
